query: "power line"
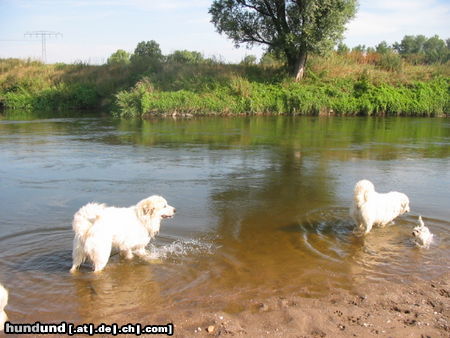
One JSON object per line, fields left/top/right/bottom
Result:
{"left": 24, "top": 31, "right": 62, "bottom": 63}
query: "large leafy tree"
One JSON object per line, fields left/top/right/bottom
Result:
{"left": 131, "top": 40, "right": 163, "bottom": 62}
{"left": 209, "top": 0, "right": 357, "bottom": 81}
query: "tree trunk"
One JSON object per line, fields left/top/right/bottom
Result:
{"left": 293, "top": 51, "right": 307, "bottom": 81}
{"left": 286, "top": 50, "right": 307, "bottom": 81}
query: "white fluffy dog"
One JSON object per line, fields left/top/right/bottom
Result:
{"left": 350, "top": 179, "right": 410, "bottom": 235}
{"left": 412, "top": 216, "right": 433, "bottom": 248}
{"left": 70, "top": 195, "right": 175, "bottom": 273}
{"left": 0, "top": 283, "right": 7, "bottom": 331}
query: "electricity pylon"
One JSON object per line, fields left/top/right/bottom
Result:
{"left": 24, "top": 31, "right": 62, "bottom": 63}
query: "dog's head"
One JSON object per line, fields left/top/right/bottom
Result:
{"left": 400, "top": 194, "right": 410, "bottom": 214}
{"left": 412, "top": 216, "right": 433, "bottom": 247}
{"left": 136, "top": 195, "right": 176, "bottom": 225}
{"left": 353, "top": 179, "right": 375, "bottom": 207}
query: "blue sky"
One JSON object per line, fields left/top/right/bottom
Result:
{"left": 0, "top": 0, "right": 449, "bottom": 64}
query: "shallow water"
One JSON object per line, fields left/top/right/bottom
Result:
{"left": 0, "top": 114, "right": 449, "bottom": 323}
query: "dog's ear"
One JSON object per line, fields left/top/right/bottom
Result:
{"left": 363, "top": 190, "right": 371, "bottom": 203}
{"left": 354, "top": 180, "right": 374, "bottom": 207}
{"left": 402, "top": 198, "right": 410, "bottom": 213}
{"left": 136, "top": 199, "right": 156, "bottom": 223}
{"left": 142, "top": 200, "right": 155, "bottom": 216}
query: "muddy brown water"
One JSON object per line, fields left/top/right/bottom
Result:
{"left": 0, "top": 114, "right": 449, "bottom": 324}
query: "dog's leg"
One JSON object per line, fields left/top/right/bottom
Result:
{"left": 123, "top": 249, "right": 134, "bottom": 260}
{"left": 70, "top": 263, "right": 81, "bottom": 273}
{"left": 135, "top": 247, "right": 162, "bottom": 264}
{"left": 135, "top": 248, "right": 151, "bottom": 260}
{"left": 90, "top": 239, "right": 112, "bottom": 273}
{"left": 362, "top": 217, "right": 374, "bottom": 234}
{"left": 93, "top": 254, "right": 110, "bottom": 272}
{"left": 70, "top": 236, "right": 85, "bottom": 273}
{"left": 379, "top": 220, "right": 391, "bottom": 227}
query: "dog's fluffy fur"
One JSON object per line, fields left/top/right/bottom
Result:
{"left": 0, "top": 283, "right": 7, "bottom": 331}
{"left": 70, "top": 195, "right": 175, "bottom": 272}
{"left": 350, "top": 179, "right": 410, "bottom": 235}
{"left": 412, "top": 216, "right": 433, "bottom": 248}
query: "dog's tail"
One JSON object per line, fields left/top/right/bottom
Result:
{"left": 353, "top": 179, "right": 375, "bottom": 208}
{"left": 72, "top": 203, "right": 106, "bottom": 237}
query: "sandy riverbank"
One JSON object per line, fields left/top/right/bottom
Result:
{"left": 159, "top": 273, "right": 449, "bottom": 337}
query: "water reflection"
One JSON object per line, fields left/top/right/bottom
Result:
{"left": 71, "top": 263, "right": 164, "bottom": 323}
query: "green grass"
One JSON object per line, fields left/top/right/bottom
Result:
{"left": 114, "top": 76, "right": 449, "bottom": 117}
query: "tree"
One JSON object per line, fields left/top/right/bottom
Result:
{"left": 131, "top": 40, "right": 163, "bottom": 63}
{"left": 375, "top": 41, "right": 391, "bottom": 54}
{"left": 392, "top": 35, "right": 448, "bottom": 64}
{"left": 107, "top": 49, "right": 131, "bottom": 65}
{"left": 393, "top": 35, "right": 426, "bottom": 55}
{"left": 423, "top": 35, "right": 447, "bottom": 63}
{"left": 336, "top": 42, "right": 350, "bottom": 54}
{"left": 166, "top": 50, "right": 204, "bottom": 64}
{"left": 352, "top": 44, "right": 366, "bottom": 53}
{"left": 209, "top": 0, "right": 357, "bottom": 81}
{"left": 240, "top": 55, "right": 257, "bottom": 65}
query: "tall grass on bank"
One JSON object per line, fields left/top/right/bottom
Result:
{"left": 0, "top": 58, "right": 133, "bottom": 111}
{"left": 114, "top": 76, "right": 449, "bottom": 117}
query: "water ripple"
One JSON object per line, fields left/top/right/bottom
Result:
{"left": 298, "top": 208, "right": 450, "bottom": 282}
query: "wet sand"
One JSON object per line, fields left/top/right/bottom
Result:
{"left": 162, "top": 273, "right": 449, "bottom": 337}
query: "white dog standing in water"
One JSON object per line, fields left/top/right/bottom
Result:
{"left": 0, "top": 283, "right": 7, "bottom": 331}
{"left": 71, "top": 195, "right": 175, "bottom": 272}
{"left": 412, "top": 216, "right": 434, "bottom": 248}
{"left": 350, "top": 179, "right": 410, "bottom": 235}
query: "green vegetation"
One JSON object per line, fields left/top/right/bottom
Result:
{"left": 114, "top": 74, "right": 448, "bottom": 117}
{"left": 107, "top": 49, "right": 131, "bottom": 65}
{"left": 0, "top": 36, "right": 449, "bottom": 117}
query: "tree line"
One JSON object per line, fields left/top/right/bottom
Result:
{"left": 107, "top": 41, "right": 210, "bottom": 66}
{"left": 337, "top": 35, "right": 449, "bottom": 64}
{"left": 108, "top": 32, "right": 449, "bottom": 74}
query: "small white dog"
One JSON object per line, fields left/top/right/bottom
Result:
{"left": 70, "top": 195, "right": 175, "bottom": 273}
{"left": 412, "top": 216, "right": 433, "bottom": 248}
{"left": 350, "top": 179, "right": 410, "bottom": 235}
{"left": 0, "top": 283, "right": 7, "bottom": 331}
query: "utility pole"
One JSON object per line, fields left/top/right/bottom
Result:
{"left": 24, "top": 31, "right": 62, "bottom": 63}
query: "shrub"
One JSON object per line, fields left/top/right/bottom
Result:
{"left": 114, "top": 78, "right": 154, "bottom": 117}
{"left": 377, "top": 52, "right": 403, "bottom": 72}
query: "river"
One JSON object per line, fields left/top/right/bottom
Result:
{"left": 0, "top": 114, "right": 449, "bottom": 324}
